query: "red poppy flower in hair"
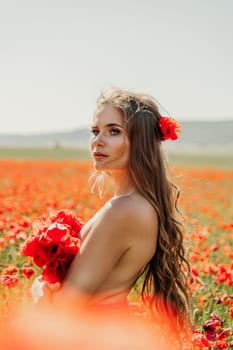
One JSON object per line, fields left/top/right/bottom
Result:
{"left": 159, "top": 116, "right": 181, "bottom": 141}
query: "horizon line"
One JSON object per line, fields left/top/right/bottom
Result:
{"left": 0, "top": 119, "right": 233, "bottom": 136}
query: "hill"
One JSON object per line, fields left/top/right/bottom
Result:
{"left": 163, "top": 120, "right": 233, "bottom": 154}
{"left": 0, "top": 120, "right": 232, "bottom": 153}
{"left": 179, "top": 120, "right": 232, "bottom": 145}
{"left": 0, "top": 128, "right": 89, "bottom": 148}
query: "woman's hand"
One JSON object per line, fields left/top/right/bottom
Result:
{"left": 31, "top": 276, "right": 61, "bottom": 305}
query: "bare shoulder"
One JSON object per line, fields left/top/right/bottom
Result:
{"left": 111, "top": 193, "right": 157, "bottom": 216}
{"left": 99, "top": 193, "right": 158, "bottom": 236}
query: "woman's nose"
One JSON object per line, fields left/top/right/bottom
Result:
{"left": 92, "top": 133, "right": 104, "bottom": 146}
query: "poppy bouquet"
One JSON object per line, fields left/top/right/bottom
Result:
{"left": 22, "top": 210, "right": 83, "bottom": 283}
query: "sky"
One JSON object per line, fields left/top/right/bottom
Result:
{"left": 0, "top": 0, "right": 233, "bottom": 134}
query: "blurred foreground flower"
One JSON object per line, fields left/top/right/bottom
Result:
{"left": 0, "top": 300, "right": 186, "bottom": 350}
{"left": 22, "top": 267, "right": 36, "bottom": 279}
{"left": 0, "top": 275, "right": 19, "bottom": 288}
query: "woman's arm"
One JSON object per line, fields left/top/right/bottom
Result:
{"left": 41, "top": 197, "right": 141, "bottom": 307}
{"left": 64, "top": 198, "right": 136, "bottom": 293}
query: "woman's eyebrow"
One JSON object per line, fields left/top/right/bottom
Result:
{"left": 91, "top": 122, "right": 125, "bottom": 128}
{"left": 106, "top": 123, "right": 124, "bottom": 128}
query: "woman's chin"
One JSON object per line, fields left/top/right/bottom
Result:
{"left": 93, "top": 162, "right": 107, "bottom": 171}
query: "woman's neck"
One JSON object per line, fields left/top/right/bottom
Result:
{"left": 110, "top": 169, "right": 136, "bottom": 197}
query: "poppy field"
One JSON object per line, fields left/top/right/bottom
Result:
{"left": 0, "top": 157, "right": 232, "bottom": 349}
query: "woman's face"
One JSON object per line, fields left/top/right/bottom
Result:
{"left": 91, "top": 105, "right": 130, "bottom": 172}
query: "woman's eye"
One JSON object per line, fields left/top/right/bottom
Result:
{"left": 109, "top": 128, "right": 120, "bottom": 135}
{"left": 91, "top": 129, "right": 99, "bottom": 136}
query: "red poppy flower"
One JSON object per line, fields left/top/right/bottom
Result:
{"left": 0, "top": 274, "right": 19, "bottom": 288}
{"left": 42, "top": 258, "right": 72, "bottom": 283}
{"left": 22, "top": 236, "right": 39, "bottom": 257}
{"left": 214, "top": 340, "right": 229, "bottom": 349}
{"left": 22, "top": 267, "right": 36, "bottom": 279}
{"left": 217, "top": 327, "right": 231, "bottom": 340}
{"left": 159, "top": 116, "right": 181, "bottom": 141}
{"left": 192, "top": 329, "right": 210, "bottom": 347}
{"left": 3, "top": 264, "right": 18, "bottom": 275}
{"left": 229, "top": 307, "right": 233, "bottom": 319}
{"left": 50, "top": 210, "right": 83, "bottom": 237}
{"left": 46, "top": 223, "right": 70, "bottom": 241}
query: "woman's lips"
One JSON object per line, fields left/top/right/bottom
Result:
{"left": 93, "top": 152, "right": 108, "bottom": 158}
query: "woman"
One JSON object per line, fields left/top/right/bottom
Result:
{"left": 34, "top": 88, "right": 190, "bottom": 330}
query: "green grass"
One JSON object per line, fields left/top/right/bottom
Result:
{"left": 166, "top": 152, "right": 233, "bottom": 169}
{"left": 0, "top": 147, "right": 232, "bottom": 168}
{"left": 0, "top": 147, "right": 91, "bottom": 160}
